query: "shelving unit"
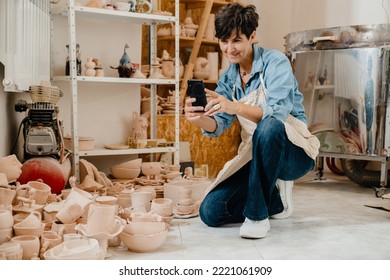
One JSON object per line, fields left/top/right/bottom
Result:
{"left": 157, "top": 0, "right": 233, "bottom": 105}
{"left": 178, "top": 0, "right": 233, "bottom": 105}
{"left": 52, "top": 0, "right": 180, "bottom": 181}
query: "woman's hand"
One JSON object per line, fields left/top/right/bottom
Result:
{"left": 204, "top": 89, "right": 239, "bottom": 116}
{"left": 184, "top": 97, "right": 205, "bottom": 122}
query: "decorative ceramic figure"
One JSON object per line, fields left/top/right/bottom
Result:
{"left": 193, "top": 57, "right": 210, "bottom": 79}
{"left": 93, "top": 58, "right": 104, "bottom": 77}
{"left": 65, "top": 43, "right": 82, "bottom": 76}
{"left": 305, "top": 71, "right": 315, "bottom": 88}
{"left": 161, "top": 50, "right": 174, "bottom": 78}
{"left": 85, "top": 57, "right": 96, "bottom": 76}
{"left": 110, "top": 43, "right": 132, "bottom": 78}
{"left": 183, "top": 16, "right": 198, "bottom": 37}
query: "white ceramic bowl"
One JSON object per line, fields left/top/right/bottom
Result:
{"left": 110, "top": 166, "right": 141, "bottom": 179}
{"left": 119, "top": 229, "right": 168, "bottom": 253}
{"left": 43, "top": 238, "right": 101, "bottom": 260}
{"left": 123, "top": 221, "right": 166, "bottom": 236}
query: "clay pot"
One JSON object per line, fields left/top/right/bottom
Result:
{"left": 141, "top": 162, "right": 162, "bottom": 179}
{"left": 0, "top": 209, "right": 14, "bottom": 230}
{"left": 11, "top": 235, "right": 40, "bottom": 260}
{"left": 151, "top": 198, "right": 173, "bottom": 217}
{"left": 131, "top": 191, "right": 151, "bottom": 212}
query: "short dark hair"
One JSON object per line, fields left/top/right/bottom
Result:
{"left": 215, "top": 3, "right": 259, "bottom": 40}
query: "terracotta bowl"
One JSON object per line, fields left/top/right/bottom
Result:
{"left": 123, "top": 221, "right": 166, "bottom": 236}
{"left": 119, "top": 229, "right": 168, "bottom": 253}
{"left": 117, "top": 158, "right": 142, "bottom": 169}
{"left": 176, "top": 203, "right": 195, "bottom": 215}
{"left": 141, "top": 162, "right": 161, "bottom": 177}
{"left": 13, "top": 223, "right": 45, "bottom": 237}
{"left": 110, "top": 166, "right": 141, "bottom": 179}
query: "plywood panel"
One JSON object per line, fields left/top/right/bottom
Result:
{"left": 157, "top": 115, "right": 241, "bottom": 178}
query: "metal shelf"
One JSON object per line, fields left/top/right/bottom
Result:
{"left": 70, "top": 5, "right": 176, "bottom": 25}
{"left": 78, "top": 147, "right": 176, "bottom": 157}
{"left": 52, "top": 76, "right": 176, "bottom": 85}
{"left": 54, "top": 0, "right": 180, "bottom": 181}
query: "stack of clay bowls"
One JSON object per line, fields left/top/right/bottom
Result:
{"left": 120, "top": 213, "right": 168, "bottom": 253}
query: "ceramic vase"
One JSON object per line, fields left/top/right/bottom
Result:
{"left": 204, "top": 14, "right": 215, "bottom": 40}
{"left": 207, "top": 52, "right": 219, "bottom": 81}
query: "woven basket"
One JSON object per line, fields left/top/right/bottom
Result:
{"left": 29, "top": 84, "right": 63, "bottom": 104}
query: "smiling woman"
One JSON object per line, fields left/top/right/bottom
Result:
{"left": 183, "top": 2, "right": 319, "bottom": 239}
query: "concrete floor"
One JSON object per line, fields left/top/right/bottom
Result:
{"left": 108, "top": 171, "right": 390, "bottom": 260}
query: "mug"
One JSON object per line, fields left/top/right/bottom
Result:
{"left": 11, "top": 235, "right": 40, "bottom": 260}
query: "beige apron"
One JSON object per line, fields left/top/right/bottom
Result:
{"left": 204, "top": 75, "right": 320, "bottom": 195}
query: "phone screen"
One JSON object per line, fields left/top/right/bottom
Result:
{"left": 186, "top": 79, "right": 207, "bottom": 111}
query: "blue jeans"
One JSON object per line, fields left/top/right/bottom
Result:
{"left": 199, "top": 116, "right": 315, "bottom": 227}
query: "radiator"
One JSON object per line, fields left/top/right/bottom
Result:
{"left": 0, "top": 0, "right": 50, "bottom": 92}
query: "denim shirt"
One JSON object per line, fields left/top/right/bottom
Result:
{"left": 202, "top": 45, "right": 307, "bottom": 137}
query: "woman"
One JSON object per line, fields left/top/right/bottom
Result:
{"left": 184, "top": 3, "right": 320, "bottom": 239}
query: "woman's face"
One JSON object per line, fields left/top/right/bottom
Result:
{"left": 219, "top": 30, "right": 256, "bottom": 64}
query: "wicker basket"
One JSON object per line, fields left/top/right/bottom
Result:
{"left": 29, "top": 84, "right": 63, "bottom": 104}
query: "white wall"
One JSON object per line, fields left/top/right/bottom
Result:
{"left": 249, "top": 0, "right": 390, "bottom": 51}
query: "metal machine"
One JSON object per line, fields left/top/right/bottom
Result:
{"left": 285, "top": 24, "right": 390, "bottom": 196}
{"left": 15, "top": 100, "right": 64, "bottom": 160}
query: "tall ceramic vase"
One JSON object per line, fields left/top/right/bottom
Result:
{"left": 204, "top": 14, "right": 215, "bottom": 40}
{"left": 207, "top": 52, "right": 219, "bottom": 81}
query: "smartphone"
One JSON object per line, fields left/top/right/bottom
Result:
{"left": 186, "top": 79, "right": 207, "bottom": 111}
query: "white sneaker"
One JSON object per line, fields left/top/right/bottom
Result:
{"left": 271, "top": 179, "right": 294, "bottom": 219}
{"left": 239, "top": 218, "right": 270, "bottom": 239}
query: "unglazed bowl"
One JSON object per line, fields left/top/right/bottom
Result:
{"left": 119, "top": 229, "right": 168, "bottom": 253}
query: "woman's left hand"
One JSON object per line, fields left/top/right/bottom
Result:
{"left": 204, "top": 89, "right": 238, "bottom": 116}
